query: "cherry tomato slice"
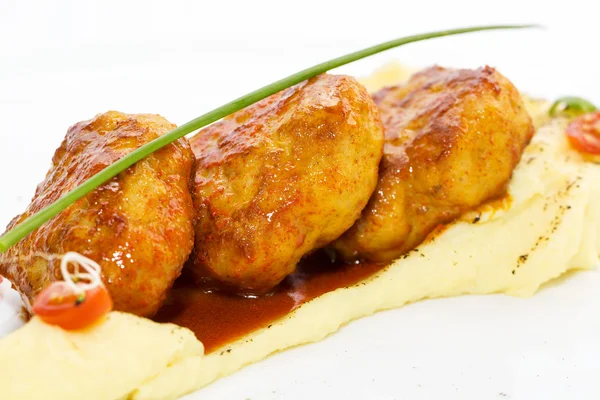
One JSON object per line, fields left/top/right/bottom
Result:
{"left": 566, "top": 111, "right": 600, "bottom": 154}
{"left": 32, "top": 281, "right": 113, "bottom": 330}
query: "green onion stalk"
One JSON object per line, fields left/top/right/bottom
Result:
{"left": 0, "top": 24, "right": 536, "bottom": 253}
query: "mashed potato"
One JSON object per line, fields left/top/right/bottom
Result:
{"left": 0, "top": 64, "right": 598, "bottom": 400}
{"left": 0, "top": 312, "right": 203, "bottom": 400}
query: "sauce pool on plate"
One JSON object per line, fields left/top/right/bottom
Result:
{"left": 153, "top": 194, "right": 511, "bottom": 353}
{"left": 154, "top": 252, "right": 386, "bottom": 353}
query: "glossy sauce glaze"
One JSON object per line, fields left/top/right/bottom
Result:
{"left": 154, "top": 251, "right": 386, "bottom": 354}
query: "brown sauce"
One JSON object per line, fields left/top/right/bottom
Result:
{"left": 458, "top": 193, "right": 512, "bottom": 224}
{"left": 154, "top": 252, "right": 385, "bottom": 354}
{"left": 154, "top": 193, "right": 511, "bottom": 354}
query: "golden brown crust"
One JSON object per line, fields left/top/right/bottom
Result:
{"left": 333, "top": 66, "right": 534, "bottom": 262}
{"left": 0, "top": 111, "right": 195, "bottom": 317}
{"left": 189, "top": 74, "right": 384, "bottom": 292}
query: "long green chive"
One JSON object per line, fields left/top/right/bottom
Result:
{"left": 0, "top": 24, "right": 535, "bottom": 253}
{"left": 549, "top": 96, "right": 597, "bottom": 117}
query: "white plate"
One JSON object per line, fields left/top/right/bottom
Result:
{"left": 1, "top": 1, "right": 599, "bottom": 399}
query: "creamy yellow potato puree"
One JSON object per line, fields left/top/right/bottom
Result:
{"left": 0, "top": 312, "right": 204, "bottom": 400}
{"left": 0, "top": 65, "right": 598, "bottom": 400}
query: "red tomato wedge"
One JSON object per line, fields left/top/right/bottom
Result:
{"left": 32, "top": 281, "right": 113, "bottom": 330}
{"left": 566, "top": 111, "right": 600, "bottom": 154}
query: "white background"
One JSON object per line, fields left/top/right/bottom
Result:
{"left": 1, "top": 1, "right": 599, "bottom": 399}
